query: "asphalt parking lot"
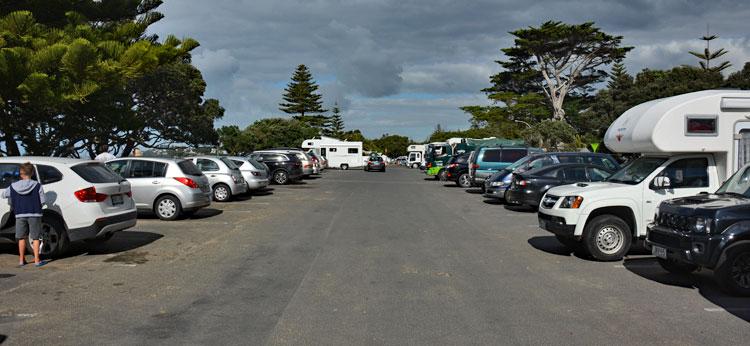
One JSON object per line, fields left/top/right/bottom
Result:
{"left": 1, "top": 167, "right": 749, "bottom": 345}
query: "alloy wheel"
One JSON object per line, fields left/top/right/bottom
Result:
{"left": 30, "top": 223, "right": 57, "bottom": 256}
{"left": 274, "top": 172, "right": 288, "bottom": 184}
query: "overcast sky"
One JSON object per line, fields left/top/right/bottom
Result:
{"left": 149, "top": 0, "right": 750, "bottom": 141}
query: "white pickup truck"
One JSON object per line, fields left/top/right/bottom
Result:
{"left": 538, "top": 90, "right": 750, "bottom": 260}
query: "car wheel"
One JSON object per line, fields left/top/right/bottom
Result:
{"left": 28, "top": 216, "right": 69, "bottom": 258}
{"left": 438, "top": 169, "right": 448, "bottom": 181}
{"left": 155, "top": 195, "right": 182, "bottom": 221}
{"left": 364, "top": 166, "right": 369, "bottom": 172}
{"left": 341, "top": 164, "right": 349, "bottom": 170}
{"left": 213, "top": 183, "right": 232, "bottom": 202}
{"left": 273, "top": 170, "right": 289, "bottom": 185}
{"left": 715, "top": 245, "right": 750, "bottom": 296}
{"left": 457, "top": 174, "right": 471, "bottom": 188}
{"left": 411, "top": 163, "right": 419, "bottom": 169}
{"left": 583, "top": 215, "right": 632, "bottom": 261}
{"left": 657, "top": 258, "right": 698, "bottom": 275}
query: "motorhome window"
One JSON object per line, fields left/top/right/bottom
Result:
{"left": 321, "top": 148, "right": 327, "bottom": 157}
{"left": 501, "top": 149, "right": 528, "bottom": 163}
{"left": 348, "top": 148, "right": 359, "bottom": 154}
{"left": 716, "top": 166, "right": 750, "bottom": 197}
{"left": 606, "top": 157, "right": 667, "bottom": 185}
{"left": 482, "top": 149, "right": 503, "bottom": 162}
{"left": 329, "top": 148, "right": 337, "bottom": 152}
{"left": 685, "top": 116, "right": 717, "bottom": 135}
{"left": 657, "top": 158, "right": 709, "bottom": 188}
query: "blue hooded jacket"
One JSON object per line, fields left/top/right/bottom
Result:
{"left": 2, "top": 180, "right": 46, "bottom": 218}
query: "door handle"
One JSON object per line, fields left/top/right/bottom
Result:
{"left": 152, "top": 181, "right": 160, "bottom": 184}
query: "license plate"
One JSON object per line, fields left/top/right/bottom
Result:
{"left": 111, "top": 194, "right": 124, "bottom": 206}
{"left": 652, "top": 245, "right": 667, "bottom": 259}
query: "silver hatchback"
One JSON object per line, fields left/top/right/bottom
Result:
{"left": 226, "top": 156, "right": 270, "bottom": 190}
{"left": 187, "top": 156, "right": 248, "bottom": 202}
{"left": 106, "top": 158, "right": 212, "bottom": 221}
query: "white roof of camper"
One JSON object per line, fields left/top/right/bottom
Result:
{"left": 302, "top": 136, "right": 362, "bottom": 147}
{"left": 604, "top": 90, "right": 750, "bottom": 153}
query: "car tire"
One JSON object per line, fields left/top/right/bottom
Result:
{"left": 715, "top": 245, "right": 750, "bottom": 296}
{"left": 29, "top": 216, "right": 69, "bottom": 258}
{"left": 582, "top": 215, "right": 632, "bottom": 261}
{"left": 154, "top": 195, "right": 182, "bottom": 221}
{"left": 364, "top": 166, "right": 369, "bottom": 172}
{"left": 272, "top": 170, "right": 289, "bottom": 185}
{"left": 341, "top": 164, "right": 349, "bottom": 170}
{"left": 437, "top": 169, "right": 448, "bottom": 181}
{"left": 456, "top": 174, "right": 470, "bottom": 188}
{"left": 657, "top": 258, "right": 698, "bottom": 275}
{"left": 213, "top": 183, "right": 232, "bottom": 202}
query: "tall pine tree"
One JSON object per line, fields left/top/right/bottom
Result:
{"left": 689, "top": 26, "right": 731, "bottom": 72}
{"left": 279, "top": 64, "right": 328, "bottom": 127}
{"left": 325, "top": 103, "right": 345, "bottom": 137}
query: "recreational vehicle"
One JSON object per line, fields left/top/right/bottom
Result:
{"left": 407, "top": 144, "right": 425, "bottom": 169}
{"left": 539, "top": 90, "right": 750, "bottom": 261}
{"left": 302, "top": 136, "right": 364, "bottom": 170}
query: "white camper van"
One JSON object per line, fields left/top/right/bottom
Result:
{"left": 407, "top": 144, "right": 425, "bottom": 169}
{"left": 539, "top": 90, "right": 750, "bottom": 261}
{"left": 302, "top": 136, "right": 364, "bottom": 170}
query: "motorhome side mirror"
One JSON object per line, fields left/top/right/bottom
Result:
{"left": 652, "top": 176, "right": 671, "bottom": 189}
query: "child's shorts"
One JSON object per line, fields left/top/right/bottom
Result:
{"left": 16, "top": 217, "right": 42, "bottom": 240}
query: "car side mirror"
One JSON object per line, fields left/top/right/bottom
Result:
{"left": 652, "top": 176, "right": 671, "bottom": 189}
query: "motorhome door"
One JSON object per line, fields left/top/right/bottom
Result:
{"left": 321, "top": 148, "right": 327, "bottom": 157}
{"left": 734, "top": 122, "right": 750, "bottom": 172}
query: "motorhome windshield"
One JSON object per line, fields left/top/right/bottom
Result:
{"left": 716, "top": 166, "right": 750, "bottom": 197}
{"left": 605, "top": 157, "right": 666, "bottom": 185}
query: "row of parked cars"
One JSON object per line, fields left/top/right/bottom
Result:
{"left": 427, "top": 142, "right": 749, "bottom": 296}
{"left": 0, "top": 147, "right": 328, "bottom": 258}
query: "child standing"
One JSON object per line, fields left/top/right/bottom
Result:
{"left": 2, "top": 163, "right": 47, "bottom": 267}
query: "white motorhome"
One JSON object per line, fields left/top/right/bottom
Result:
{"left": 302, "top": 136, "right": 364, "bottom": 170}
{"left": 538, "top": 90, "right": 750, "bottom": 261}
{"left": 406, "top": 144, "right": 425, "bottom": 169}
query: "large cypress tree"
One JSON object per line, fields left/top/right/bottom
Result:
{"left": 279, "top": 64, "right": 327, "bottom": 120}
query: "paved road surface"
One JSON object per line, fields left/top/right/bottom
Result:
{"left": 1, "top": 168, "right": 748, "bottom": 345}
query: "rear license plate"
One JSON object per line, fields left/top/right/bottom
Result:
{"left": 652, "top": 245, "right": 667, "bottom": 259}
{"left": 111, "top": 194, "right": 124, "bottom": 206}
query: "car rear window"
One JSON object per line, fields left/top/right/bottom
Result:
{"left": 231, "top": 159, "right": 245, "bottom": 167}
{"left": 246, "top": 157, "right": 267, "bottom": 170}
{"left": 220, "top": 157, "right": 240, "bottom": 170}
{"left": 177, "top": 160, "right": 203, "bottom": 176}
{"left": 71, "top": 163, "right": 122, "bottom": 183}
{"left": 501, "top": 149, "right": 528, "bottom": 163}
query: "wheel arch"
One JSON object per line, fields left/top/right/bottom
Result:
{"left": 42, "top": 209, "right": 68, "bottom": 231}
{"left": 585, "top": 206, "right": 637, "bottom": 236}
{"left": 152, "top": 192, "right": 182, "bottom": 212}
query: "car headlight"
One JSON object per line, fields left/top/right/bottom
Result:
{"left": 693, "top": 217, "right": 710, "bottom": 234}
{"left": 490, "top": 181, "right": 505, "bottom": 187}
{"left": 559, "top": 196, "right": 584, "bottom": 209}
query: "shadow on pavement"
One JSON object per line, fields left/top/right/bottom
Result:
{"left": 623, "top": 257, "right": 750, "bottom": 323}
{"left": 423, "top": 177, "right": 436, "bottom": 181}
{"left": 66, "top": 231, "right": 164, "bottom": 257}
{"left": 186, "top": 208, "right": 223, "bottom": 219}
{"left": 527, "top": 236, "right": 588, "bottom": 259}
{"left": 252, "top": 188, "right": 274, "bottom": 196}
{"left": 442, "top": 184, "right": 462, "bottom": 188}
{"left": 0, "top": 335, "right": 6, "bottom": 344}
{"left": 504, "top": 205, "right": 537, "bottom": 213}
{"left": 233, "top": 194, "right": 253, "bottom": 202}
{"left": 465, "top": 188, "right": 484, "bottom": 194}
{"left": 483, "top": 199, "right": 504, "bottom": 205}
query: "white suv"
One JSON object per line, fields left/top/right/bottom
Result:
{"left": 0, "top": 157, "right": 137, "bottom": 257}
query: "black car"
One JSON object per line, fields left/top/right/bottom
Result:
{"left": 646, "top": 165, "right": 750, "bottom": 296}
{"left": 483, "top": 152, "right": 621, "bottom": 200}
{"left": 444, "top": 153, "right": 472, "bottom": 187}
{"left": 365, "top": 156, "right": 386, "bottom": 172}
{"left": 250, "top": 152, "right": 303, "bottom": 185}
{"left": 505, "top": 163, "right": 614, "bottom": 208}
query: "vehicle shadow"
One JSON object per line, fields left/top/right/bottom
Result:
{"left": 527, "top": 236, "right": 589, "bottom": 259}
{"left": 442, "top": 184, "right": 462, "bottom": 188}
{"left": 0, "top": 335, "right": 6, "bottom": 344}
{"left": 465, "top": 188, "right": 484, "bottom": 194}
{"left": 483, "top": 199, "right": 504, "bottom": 205}
{"left": 504, "top": 205, "right": 537, "bottom": 213}
{"left": 233, "top": 194, "right": 253, "bottom": 202}
{"left": 252, "top": 188, "right": 275, "bottom": 196}
{"left": 623, "top": 257, "right": 750, "bottom": 323}
{"left": 423, "top": 178, "right": 436, "bottom": 181}
{"left": 289, "top": 180, "right": 308, "bottom": 185}
{"left": 65, "top": 231, "right": 164, "bottom": 258}
{"left": 185, "top": 208, "right": 223, "bottom": 220}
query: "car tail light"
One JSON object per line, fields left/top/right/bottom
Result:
{"left": 174, "top": 177, "right": 199, "bottom": 189}
{"left": 252, "top": 171, "right": 260, "bottom": 176}
{"left": 518, "top": 180, "right": 527, "bottom": 187}
{"left": 126, "top": 191, "right": 132, "bottom": 198}
{"left": 74, "top": 187, "right": 107, "bottom": 202}
{"left": 448, "top": 163, "right": 458, "bottom": 168}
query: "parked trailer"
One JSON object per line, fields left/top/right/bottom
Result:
{"left": 539, "top": 90, "right": 750, "bottom": 260}
{"left": 302, "top": 136, "right": 364, "bottom": 170}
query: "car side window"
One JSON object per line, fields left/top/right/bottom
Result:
{"left": 500, "top": 149, "right": 527, "bottom": 163}
{"left": 196, "top": 159, "right": 220, "bottom": 172}
{"left": 231, "top": 160, "right": 244, "bottom": 167}
{"left": 0, "top": 163, "right": 22, "bottom": 189}
{"left": 543, "top": 168, "right": 560, "bottom": 178}
{"left": 37, "top": 165, "right": 63, "bottom": 185}
{"left": 106, "top": 160, "right": 129, "bottom": 177}
{"left": 153, "top": 162, "right": 167, "bottom": 177}
{"left": 588, "top": 167, "right": 611, "bottom": 181}
{"left": 558, "top": 155, "right": 583, "bottom": 164}
{"left": 129, "top": 160, "right": 156, "bottom": 178}
{"left": 563, "top": 167, "right": 588, "bottom": 182}
{"left": 657, "top": 158, "right": 709, "bottom": 188}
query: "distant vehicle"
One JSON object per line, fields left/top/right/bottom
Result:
{"left": 186, "top": 156, "right": 248, "bottom": 202}
{"left": 468, "top": 146, "right": 543, "bottom": 188}
{"left": 395, "top": 156, "right": 408, "bottom": 166}
{"left": 250, "top": 151, "right": 304, "bottom": 185}
{"left": 505, "top": 163, "right": 615, "bottom": 209}
{"left": 444, "top": 152, "right": 472, "bottom": 188}
{"left": 646, "top": 163, "right": 750, "bottom": 296}
{"left": 407, "top": 144, "right": 425, "bottom": 169}
{"left": 307, "top": 151, "right": 328, "bottom": 170}
{"left": 226, "top": 156, "right": 270, "bottom": 191}
{"left": 483, "top": 152, "right": 621, "bottom": 201}
{"left": 365, "top": 156, "right": 386, "bottom": 172}
{"left": 106, "top": 157, "right": 212, "bottom": 220}
{"left": 265, "top": 148, "right": 315, "bottom": 176}
{"left": 302, "top": 136, "right": 363, "bottom": 170}
{"left": 0, "top": 157, "right": 137, "bottom": 257}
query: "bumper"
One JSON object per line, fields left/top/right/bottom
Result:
{"left": 231, "top": 182, "right": 248, "bottom": 195}
{"left": 506, "top": 188, "right": 540, "bottom": 207}
{"left": 426, "top": 167, "right": 441, "bottom": 176}
{"left": 67, "top": 210, "right": 138, "bottom": 242}
{"left": 183, "top": 192, "right": 212, "bottom": 210}
{"left": 645, "top": 225, "right": 723, "bottom": 268}
{"left": 483, "top": 185, "right": 505, "bottom": 199}
{"left": 538, "top": 212, "right": 576, "bottom": 237}
{"left": 246, "top": 178, "right": 269, "bottom": 190}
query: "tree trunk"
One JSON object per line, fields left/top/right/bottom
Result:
{"left": 4, "top": 133, "right": 20, "bottom": 156}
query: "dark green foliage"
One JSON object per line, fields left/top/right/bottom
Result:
{"left": 217, "top": 118, "right": 318, "bottom": 154}
{"left": 370, "top": 134, "right": 410, "bottom": 157}
{"left": 279, "top": 64, "right": 327, "bottom": 121}
{"left": 688, "top": 30, "right": 731, "bottom": 72}
{"left": 725, "top": 63, "right": 750, "bottom": 89}
{"left": 325, "top": 103, "right": 345, "bottom": 137}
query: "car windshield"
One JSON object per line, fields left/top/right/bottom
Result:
{"left": 605, "top": 157, "right": 667, "bottom": 185}
{"left": 371, "top": 157, "right": 383, "bottom": 162}
{"left": 716, "top": 166, "right": 750, "bottom": 197}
